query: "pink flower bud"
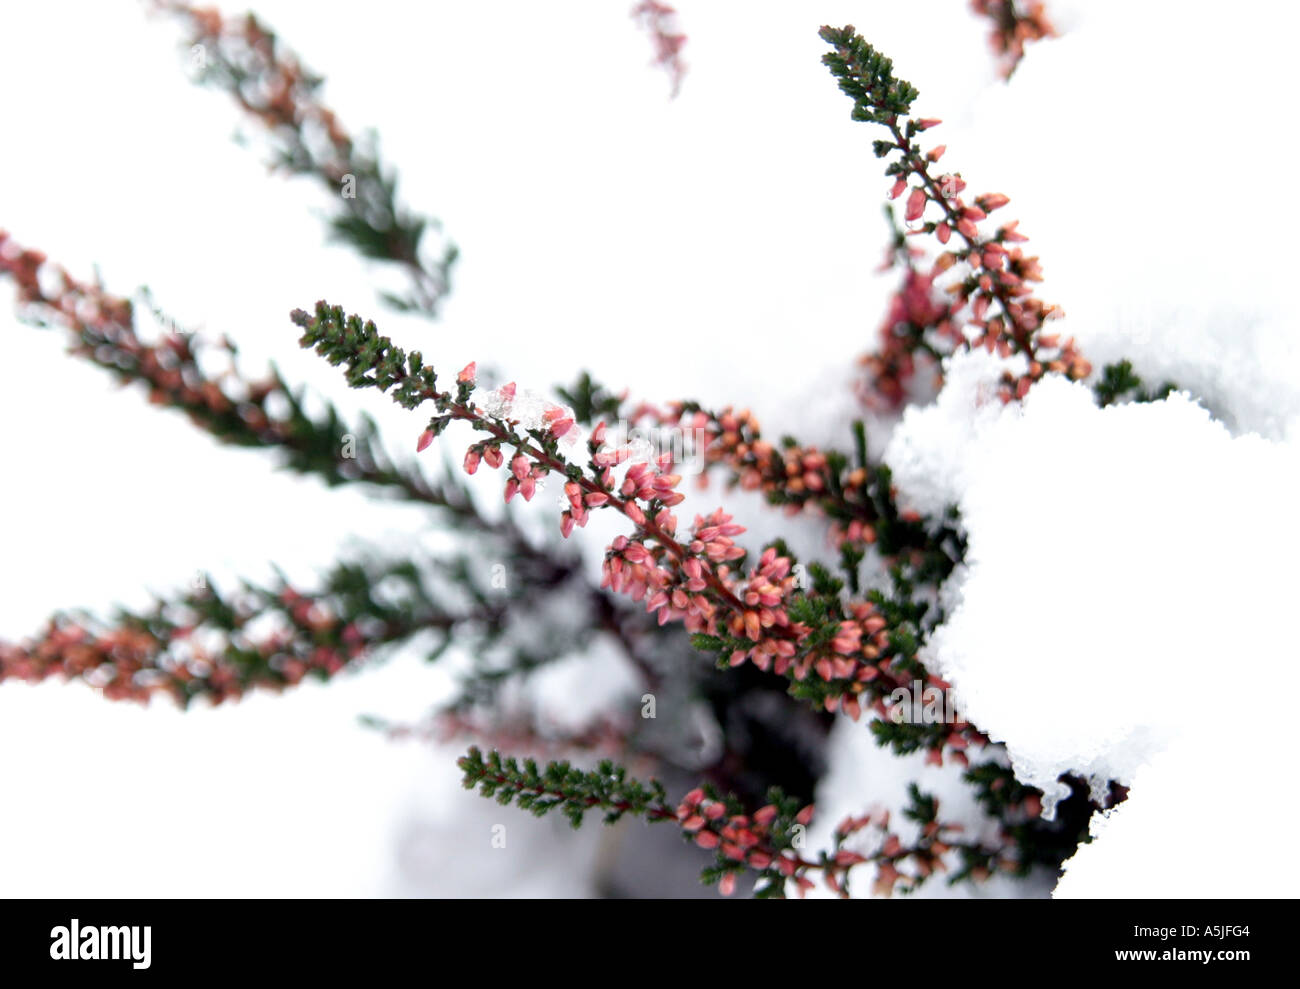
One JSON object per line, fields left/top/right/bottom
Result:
{"left": 463, "top": 449, "right": 481, "bottom": 474}
{"left": 905, "top": 187, "right": 927, "bottom": 222}
{"left": 416, "top": 429, "right": 434, "bottom": 453}
{"left": 457, "top": 361, "right": 477, "bottom": 384}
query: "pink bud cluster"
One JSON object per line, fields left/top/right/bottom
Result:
{"left": 628, "top": 402, "right": 881, "bottom": 552}
{"left": 676, "top": 787, "right": 818, "bottom": 897}
{"left": 864, "top": 113, "right": 1090, "bottom": 407}
{"left": 827, "top": 803, "right": 984, "bottom": 898}
{"left": 970, "top": 0, "right": 1057, "bottom": 79}
{"left": 631, "top": 1, "right": 688, "bottom": 98}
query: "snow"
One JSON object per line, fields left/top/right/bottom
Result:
{"left": 879, "top": 359, "right": 1300, "bottom": 894}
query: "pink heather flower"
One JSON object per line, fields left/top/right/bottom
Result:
{"left": 463, "top": 449, "right": 481, "bottom": 474}
{"left": 718, "top": 872, "right": 737, "bottom": 896}
{"left": 591, "top": 421, "right": 607, "bottom": 446}
{"left": 594, "top": 448, "right": 631, "bottom": 468}
{"left": 550, "top": 417, "right": 574, "bottom": 438}
{"left": 519, "top": 475, "right": 536, "bottom": 501}
{"left": 873, "top": 863, "right": 901, "bottom": 898}
{"left": 890, "top": 177, "right": 906, "bottom": 200}
{"left": 511, "top": 454, "right": 530, "bottom": 481}
{"left": 416, "top": 429, "right": 434, "bottom": 453}
{"left": 905, "top": 186, "right": 927, "bottom": 222}
{"left": 504, "top": 479, "right": 519, "bottom": 503}
{"left": 483, "top": 446, "right": 504, "bottom": 469}
{"left": 795, "top": 805, "right": 814, "bottom": 826}
{"left": 927, "top": 144, "right": 946, "bottom": 162}
{"left": 978, "top": 193, "right": 1010, "bottom": 211}
{"left": 916, "top": 117, "right": 941, "bottom": 130}
{"left": 695, "top": 831, "right": 720, "bottom": 850}
{"left": 999, "top": 220, "right": 1028, "bottom": 242}
{"left": 457, "top": 361, "right": 477, "bottom": 384}
{"left": 753, "top": 805, "right": 778, "bottom": 827}
{"left": 560, "top": 513, "right": 575, "bottom": 538}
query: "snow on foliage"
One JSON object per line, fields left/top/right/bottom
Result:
{"left": 883, "top": 354, "right": 1300, "bottom": 895}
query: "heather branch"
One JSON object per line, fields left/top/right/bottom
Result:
{"left": 0, "top": 558, "right": 451, "bottom": 706}
{"left": 820, "top": 24, "right": 1089, "bottom": 405}
{"left": 153, "top": 2, "right": 456, "bottom": 316}
{"left": 0, "top": 232, "right": 466, "bottom": 516}
{"left": 293, "top": 301, "right": 989, "bottom": 759}
{"left": 631, "top": 1, "right": 688, "bottom": 98}
{"left": 459, "top": 746, "right": 1009, "bottom": 897}
{"left": 970, "top": 1, "right": 1056, "bottom": 79}
{"left": 632, "top": 399, "right": 965, "bottom": 572}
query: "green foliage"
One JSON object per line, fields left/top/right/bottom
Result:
{"left": 292, "top": 302, "right": 440, "bottom": 411}
{"left": 819, "top": 25, "right": 920, "bottom": 123}
{"left": 1094, "top": 359, "right": 1178, "bottom": 407}
{"left": 555, "top": 371, "right": 624, "bottom": 426}
{"left": 458, "top": 746, "right": 671, "bottom": 828}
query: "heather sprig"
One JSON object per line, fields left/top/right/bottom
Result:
{"left": 460, "top": 746, "right": 1015, "bottom": 898}
{"left": 458, "top": 746, "right": 673, "bottom": 829}
{"left": 0, "top": 558, "right": 444, "bottom": 706}
{"left": 293, "top": 302, "right": 994, "bottom": 767}
{"left": 820, "top": 24, "right": 1088, "bottom": 406}
{"left": 154, "top": 1, "right": 456, "bottom": 316}
{"left": 970, "top": 1, "right": 1057, "bottom": 79}
{"left": 0, "top": 232, "right": 466, "bottom": 516}
{"left": 629, "top": 399, "right": 966, "bottom": 573}
{"left": 631, "top": 1, "right": 688, "bottom": 98}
